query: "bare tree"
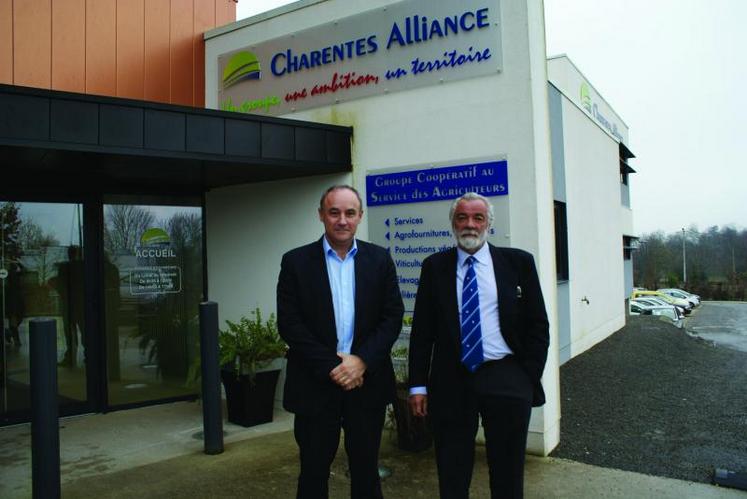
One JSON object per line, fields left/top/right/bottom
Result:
{"left": 166, "top": 212, "right": 202, "bottom": 253}
{"left": 104, "top": 205, "right": 156, "bottom": 254}
{"left": 17, "top": 219, "right": 61, "bottom": 284}
{"left": 0, "top": 201, "right": 21, "bottom": 265}
{"left": 633, "top": 225, "right": 747, "bottom": 300}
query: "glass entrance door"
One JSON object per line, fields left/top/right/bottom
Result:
{"left": 1, "top": 198, "right": 203, "bottom": 424}
{"left": 103, "top": 202, "right": 203, "bottom": 406}
{"left": 1, "top": 201, "right": 88, "bottom": 424}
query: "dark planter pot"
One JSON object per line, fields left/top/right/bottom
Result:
{"left": 221, "top": 369, "right": 281, "bottom": 427}
{"left": 392, "top": 387, "right": 432, "bottom": 452}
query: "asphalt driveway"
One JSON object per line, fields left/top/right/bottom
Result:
{"left": 550, "top": 305, "right": 747, "bottom": 484}
{"left": 687, "top": 301, "right": 747, "bottom": 353}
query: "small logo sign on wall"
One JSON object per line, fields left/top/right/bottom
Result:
{"left": 140, "top": 227, "right": 170, "bottom": 246}
{"left": 580, "top": 82, "right": 592, "bottom": 113}
{"left": 223, "top": 52, "right": 262, "bottom": 89}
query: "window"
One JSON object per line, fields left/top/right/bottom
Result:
{"left": 623, "top": 236, "right": 636, "bottom": 260}
{"left": 619, "top": 142, "right": 636, "bottom": 186}
{"left": 554, "top": 201, "right": 569, "bottom": 281}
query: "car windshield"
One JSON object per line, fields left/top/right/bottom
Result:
{"left": 635, "top": 299, "right": 660, "bottom": 306}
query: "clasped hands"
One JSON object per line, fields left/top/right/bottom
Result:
{"left": 329, "top": 353, "right": 366, "bottom": 391}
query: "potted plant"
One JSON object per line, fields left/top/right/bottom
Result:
{"left": 390, "top": 317, "right": 432, "bottom": 452}
{"left": 219, "top": 307, "right": 287, "bottom": 427}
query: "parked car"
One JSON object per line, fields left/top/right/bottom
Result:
{"left": 657, "top": 288, "right": 700, "bottom": 307}
{"left": 631, "top": 290, "right": 692, "bottom": 315}
{"left": 631, "top": 297, "right": 684, "bottom": 319}
{"left": 629, "top": 301, "right": 681, "bottom": 323}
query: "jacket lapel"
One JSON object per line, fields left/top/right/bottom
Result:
{"left": 442, "top": 248, "right": 462, "bottom": 348}
{"left": 352, "top": 241, "right": 371, "bottom": 346}
{"left": 490, "top": 245, "right": 518, "bottom": 335}
{"left": 312, "top": 237, "right": 338, "bottom": 346}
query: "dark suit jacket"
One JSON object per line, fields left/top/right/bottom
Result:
{"left": 277, "top": 237, "right": 404, "bottom": 416}
{"left": 408, "top": 244, "right": 550, "bottom": 418}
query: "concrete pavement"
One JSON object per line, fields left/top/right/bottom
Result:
{"left": 1, "top": 401, "right": 743, "bottom": 498}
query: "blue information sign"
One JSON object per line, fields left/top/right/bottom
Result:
{"left": 365, "top": 160, "right": 508, "bottom": 207}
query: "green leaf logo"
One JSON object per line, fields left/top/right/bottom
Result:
{"left": 223, "top": 51, "right": 262, "bottom": 89}
{"left": 580, "top": 82, "right": 592, "bottom": 113}
{"left": 140, "top": 228, "right": 170, "bottom": 246}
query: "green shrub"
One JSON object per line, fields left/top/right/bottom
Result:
{"left": 219, "top": 307, "right": 287, "bottom": 380}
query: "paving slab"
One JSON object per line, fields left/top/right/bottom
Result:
{"left": 55, "top": 428, "right": 745, "bottom": 499}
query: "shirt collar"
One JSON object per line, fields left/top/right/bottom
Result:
{"left": 456, "top": 242, "right": 490, "bottom": 267}
{"left": 323, "top": 236, "right": 358, "bottom": 260}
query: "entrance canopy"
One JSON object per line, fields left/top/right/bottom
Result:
{"left": 0, "top": 84, "right": 352, "bottom": 195}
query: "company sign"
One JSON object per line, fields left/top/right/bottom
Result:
{"left": 218, "top": 0, "right": 502, "bottom": 116}
{"left": 366, "top": 158, "right": 509, "bottom": 311}
{"left": 579, "top": 82, "right": 624, "bottom": 143}
{"left": 135, "top": 228, "right": 177, "bottom": 259}
{"left": 129, "top": 227, "right": 182, "bottom": 295}
{"left": 366, "top": 160, "right": 507, "bottom": 206}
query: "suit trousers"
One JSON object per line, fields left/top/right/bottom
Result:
{"left": 293, "top": 392, "right": 386, "bottom": 499}
{"left": 433, "top": 393, "right": 532, "bottom": 499}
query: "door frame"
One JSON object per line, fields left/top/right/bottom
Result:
{"left": 0, "top": 192, "right": 206, "bottom": 426}
{"left": 0, "top": 193, "right": 98, "bottom": 424}
{"left": 99, "top": 195, "right": 204, "bottom": 413}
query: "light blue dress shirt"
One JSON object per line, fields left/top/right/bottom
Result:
{"left": 323, "top": 236, "right": 357, "bottom": 354}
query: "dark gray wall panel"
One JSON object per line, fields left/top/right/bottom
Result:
{"left": 261, "top": 123, "right": 294, "bottom": 160}
{"left": 295, "top": 127, "right": 325, "bottom": 162}
{"left": 186, "top": 115, "right": 223, "bottom": 155}
{"left": 145, "top": 110, "right": 185, "bottom": 151}
{"left": 326, "top": 131, "right": 351, "bottom": 164}
{"left": 0, "top": 93, "right": 49, "bottom": 140}
{"left": 225, "top": 119, "right": 260, "bottom": 157}
{"left": 51, "top": 100, "right": 98, "bottom": 144}
{"left": 100, "top": 105, "right": 144, "bottom": 148}
{"left": 1, "top": 84, "right": 352, "bottom": 190}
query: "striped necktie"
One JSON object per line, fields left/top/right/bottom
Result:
{"left": 461, "top": 255, "right": 484, "bottom": 372}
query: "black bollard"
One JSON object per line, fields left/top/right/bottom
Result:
{"left": 30, "top": 318, "right": 61, "bottom": 499}
{"left": 200, "top": 301, "right": 224, "bottom": 455}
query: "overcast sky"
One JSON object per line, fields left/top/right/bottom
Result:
{"left": 236, "top": 0, "right": 747, "bottom": 236}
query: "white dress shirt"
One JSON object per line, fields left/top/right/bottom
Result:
{"left": 456, "top": 243, "right": 513, "bottom": 361}
{"left": 410, "top": 243, "right": 513, "bottom": 395}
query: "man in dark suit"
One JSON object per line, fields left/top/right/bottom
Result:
{"left": 408, "top": 192, "right": 549, "bottom": 499}
{"left": 277, "top": 185, "right": 404, "bottom": 499}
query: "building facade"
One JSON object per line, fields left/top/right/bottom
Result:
{"left": 547, "top": 55, "right": 636, "bottom": 363}
{"left": 204, "top": 0, "right": 635, "bottom": 454}
{"left": 1, "top": 0, "right": 636, "bottom": 457}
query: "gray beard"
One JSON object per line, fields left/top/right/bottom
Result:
{"left": 455, "top": 229, "right": 488, "bottom": 251}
